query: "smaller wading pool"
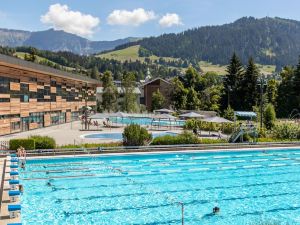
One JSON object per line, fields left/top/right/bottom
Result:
{"left": 84, "top": 132, "right": 178, "bottom": 140}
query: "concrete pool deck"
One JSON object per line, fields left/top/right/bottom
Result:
{"left": 0, "top": 121, "right": 186, "bottom": 146}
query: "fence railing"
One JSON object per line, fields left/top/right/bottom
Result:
{"left": 1, "top": 142, "right": 300, "bottom": 157}
{"left": 0, "top": 141, "right": 9, "bottom": 150}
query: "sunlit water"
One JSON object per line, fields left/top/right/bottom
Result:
{"left": 109, "top": 117, "right": 185, "bottom": 126}
{"left": 20, "top": 148, "right": 300, "bottom": 224}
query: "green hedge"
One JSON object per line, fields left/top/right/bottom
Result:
{"left": 30, "top": 135, "right": 56, "bottom": 149}
{"left": 60, "top": 142, "right": 122, "bottom": 149}
{"left": 9, "top": 138, "right": 35, "bottom": 150}
{"left": 151, "top": 131, "right": 200, "bottom": 145}
{"left": 184, "top": 119, "right": 234, "bottom": 134}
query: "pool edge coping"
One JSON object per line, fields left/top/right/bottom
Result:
{"left": 24, "top": 145, "right": 300, "bottom": 160}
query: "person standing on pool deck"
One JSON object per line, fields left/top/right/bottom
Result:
{"left": 16, "top": 146, "right": 22, "bottom": 157}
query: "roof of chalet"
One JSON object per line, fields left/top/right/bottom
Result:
{"left": 140, "top": 77, "right": 172, "bottom": 87}
{"left": 0, "top": 53, "right": 100, "bottom": 84}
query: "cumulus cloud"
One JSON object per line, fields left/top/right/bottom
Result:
{"left": 159, "top": 13, "right": 183, "bottom": 28}
{"left": 107, "top": 8, "right": 156, "bottom": 26}
{"left": 41, "top": 4, "right": 100, "bottom": 37}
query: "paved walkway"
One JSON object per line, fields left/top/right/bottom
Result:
{"left": 0, "top": 121, "right": 184, "bottom": 146}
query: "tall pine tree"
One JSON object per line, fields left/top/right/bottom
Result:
{"left": 101, "top": 71, "right": 118, "bottom": 112}
{"left": 223, "top": 53, "right": 244, "bottom": 110}
{"left": 241, "top": 57, "right": 259, "bottom": 111}
{"left": 293, "top": 58, "right": 300, "bottom": 111}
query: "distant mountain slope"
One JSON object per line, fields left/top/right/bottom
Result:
{"left": 117, "top": 17, "right": 300, "bottom": 67}
{"left": 0, "top": 28, "right": 138, "bottom": 55}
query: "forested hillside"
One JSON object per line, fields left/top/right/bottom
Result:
{"left": 0, "top": 46, "right": 180, "bottom": 81}
{"left": 118, "top": 17, "right": 300, "bottom": 68}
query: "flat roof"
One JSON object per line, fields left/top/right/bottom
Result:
{"left": 0, "top": 53, "right": 100, "bottom": 84}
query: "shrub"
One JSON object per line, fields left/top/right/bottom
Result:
{"left": 151, "top": 131, "right": 200, "bottom": 145}
{"left": 271, "top": 123, "right": 300, "bottom": 140}
{"left": 123, "top": 124, "right": 152, "bottom": 146}
{"left": 30, "top": 135, "right": 56, "bottom": 149}
{"left": 9, "top": 138, "right": 35, "bottom": 150}
{"left": 184, "top": 119, "right": 234, "bottom": 135}
{"left": 199, "top": 138, "right": 227, "bottom": 144}
{"left": 264, "top": 103, "right": 276, "bottom": 130}
{"left": 223, "top": 105, "right": 234, "bottom": 121}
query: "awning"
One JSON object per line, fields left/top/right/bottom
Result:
{"left": 234, "top": 111, "right": 257, "bottom": 118}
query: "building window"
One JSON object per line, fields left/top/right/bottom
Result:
{"left": 20, "top": 83, "right": 29, "bottom": 92}
{"left": 20, "top": 94, "right": 29, "bottom": 102}
{"left": 29, "top": 77, "right": 37, "bottom": 82}
{"left": 44, "top": 86, "right": 50, "bottom": 96}
{"left": 0, "top": 76, "right": 10, "bottom": 93}
{"left": 0, "top": 98, "right": 10, "bottom": 102}
{"left": 11, "top": 121, "right": 21, "bottom": 130}
{"left": 51, "top": 80, "right": 56, "bottom": 86}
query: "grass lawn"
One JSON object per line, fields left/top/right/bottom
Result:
{"left": 97, "top": 45, "right": 180, "bottom": 63}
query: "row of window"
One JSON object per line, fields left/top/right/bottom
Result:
{"left": 0, "top": 114, "right": 20, "bottom": 119}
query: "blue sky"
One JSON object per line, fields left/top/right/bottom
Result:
{"left": 1, "top": 0, "right": 300, "bottom": 40}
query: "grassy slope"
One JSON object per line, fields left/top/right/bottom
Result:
{"left": 97, "top": 45, "right": 178, "bottom": 63}
{"left": 97, "top": 45, "right": 277, "bottom": 75}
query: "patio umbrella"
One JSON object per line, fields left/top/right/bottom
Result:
{"left": 179, "top": 112, "right": 205, "bottom": 119}
{"left": 201, "top": 116, "right": 233, "bottom": 123}
{"left": 154, "top": 108, "right": 175, "bottom": 114}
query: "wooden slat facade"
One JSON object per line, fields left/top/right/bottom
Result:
{"left": 0, "top": 57, "right": 99, "bottom": 136}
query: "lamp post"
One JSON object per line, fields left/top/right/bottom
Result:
{"left": 227, "top": 85, "right": 232, "bottom": 107}
{"left": 257, "top": 75, "right": 267, "bottom": 129}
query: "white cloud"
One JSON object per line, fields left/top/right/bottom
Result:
{"left": 41, "top": 4, "right": 100, "bottom": 37}
{"left": 107, "top": 8, "right": 156, "bottom": 26}
{"left": 159, "top": 13, "right": 183, "bottom": 28}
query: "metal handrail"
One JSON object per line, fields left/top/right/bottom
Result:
{"left": 0, "top": 158, "right": 6, "bottom": 210}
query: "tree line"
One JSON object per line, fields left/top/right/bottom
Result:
{"left": 171, "top": 53, "right": 300, "bottom": 119}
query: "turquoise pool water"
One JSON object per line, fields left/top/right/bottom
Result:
{"left": 109, "top": 117, "right": 185, "bottom": 126}
{"left": 20, "top": 148, "right": 300, "bottom": 224}
{"left": 84, "top": 132, "right": 178, "bottom": 140}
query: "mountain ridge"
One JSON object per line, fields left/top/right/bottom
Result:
{"left": 0, "top": 28, "right": 139, "bottom": 55}
{"left": 115, "top": 17, "right": 300, "bottom": 67}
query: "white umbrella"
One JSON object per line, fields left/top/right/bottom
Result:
{"left": 201, "top": 116, "right": 233, "bottom": 123}
{"left": 179, "top": 112, "right": 205, "bottom": 118}
{"left": 154, "top": 108, "right": 175, "bottom": 114}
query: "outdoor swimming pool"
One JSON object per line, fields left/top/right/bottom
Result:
{"left": 109, "top": 117, "right": 185, "bottom": 126}
{"left": 20, "top": 148, "right": 300, "bottom": 224}
{"left": 84, "top": 131, "right": 178, "bottom": 140}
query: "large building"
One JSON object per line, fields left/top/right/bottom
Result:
{"left": 140, "top": 78, "right": 173, "bottom": 111}
{"left": 0, "top": 54, "right": 99, "bottom": 135}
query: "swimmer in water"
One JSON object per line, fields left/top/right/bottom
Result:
{"left": 213, "top": 207, "right": 220, "bottom": 215}
{"left": 47, "top": 181, "right": 52, "bottom": 186}
{"left": 19, "top": 184, "right": 24, "bottom": 193}
{"left": 202, "top": 206, "right": 221, "bottom": 219}
{"left": 20, "top": 161, "right": 26, "bottom": 170}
